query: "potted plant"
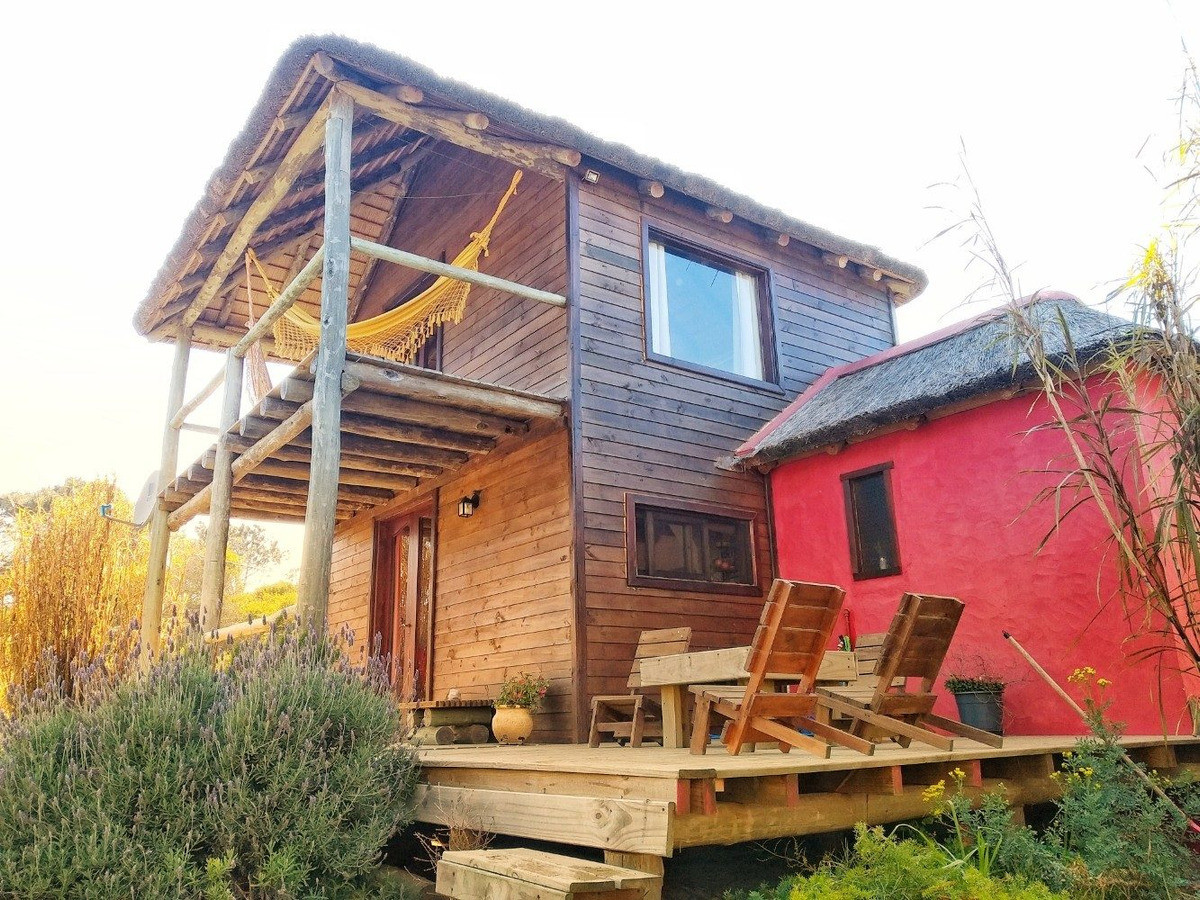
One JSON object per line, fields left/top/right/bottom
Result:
{"left": 493, "top": 672, "right": 549, "bottom": 744}
{"left": 944, "top": 673, "right": 1007, "bottom": 735}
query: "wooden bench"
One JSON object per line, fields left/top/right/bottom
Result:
{"left": 437, "top": 848, "right": 661, "bottom": 899}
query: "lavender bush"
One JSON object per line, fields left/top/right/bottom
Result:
{"left": 0, "top": 624, "right": 419, "bottom": 898}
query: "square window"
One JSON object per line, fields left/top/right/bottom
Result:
{"left": 645, "top": 234, "right": 771, "bottom": 381}
{"left": 842, "top": 464, "right": 901, "bottom": 579}
{"left": 627, "top": 496, "right": 759, "bottom": 595}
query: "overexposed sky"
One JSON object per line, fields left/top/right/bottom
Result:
{"left": 1, "top": 2, "right": 1196, "bottom": 563}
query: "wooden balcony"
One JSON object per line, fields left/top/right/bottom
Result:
{"left": 163, "top": 354, "right": 565, "bottom": 528}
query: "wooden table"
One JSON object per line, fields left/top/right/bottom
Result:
{"left": 638, "top": 648, "right": 856, "bottom": 749}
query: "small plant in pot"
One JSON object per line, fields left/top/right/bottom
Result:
{"left": 944, "top": 672, "right": 1007, "bottom": 736}
{"left": 493, "top": 672, "right": 549, "bottom": 744}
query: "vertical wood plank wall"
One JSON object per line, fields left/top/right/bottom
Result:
{"left": 575, "top": 177, "right": 895, "bottom": 700}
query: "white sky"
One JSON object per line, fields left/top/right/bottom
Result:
{"left": 1, "top": 0, "right": 1197, "bottom": 574}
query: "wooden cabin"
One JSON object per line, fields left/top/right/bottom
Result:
{"left": 133, "top": 36, "right": 927, "bottom": 743}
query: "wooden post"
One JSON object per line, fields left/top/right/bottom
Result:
{"left": 140, "top": 324, "right": 192, "bottom": 659}
{"left": 603, "top": 852, "right": 664, "bottom": 900}
{"left": 296, "top": 88, "right": 353, "bottom": 632}
{"left": 198, "top": 350, "right": 244, "bottom": 631}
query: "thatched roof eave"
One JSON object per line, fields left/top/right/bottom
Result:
{"left": 133, "top": 34, "right": 927, "bottom": 337}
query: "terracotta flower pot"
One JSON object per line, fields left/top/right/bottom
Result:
{"left": 492, "top": 705, "right": 534, "bottom": 744}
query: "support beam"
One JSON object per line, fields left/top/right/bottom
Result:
{"left": 297, "top": 88, "right": 354, "bottom": 632}
{"left": 350, "top": 236, "right": 567, "bottom": 307}
{"left": 279, "top": 376, "right": 527, "bottom": 435}
{"left": 141, "top": 324, "right": 192, "bottom": 659}
{"left": 334, "top": 79, "right": 571, "bottom": 180}
{"left": 344, "top": 359, "right": 565, "bottom": 421}
{"left": 224, "top": 434, "right": 444, "bottom": 478}
{"left": 705, "top": 207, "right": 733, "bottom": 224}
{"left": 198, "top": 351, "right": 245, "bottom": 630}
{"left": 181, "top": 97, "right": 331, "bottom": 326}
{"left": 256, "top": 396, "right": 496, "bottom": 452}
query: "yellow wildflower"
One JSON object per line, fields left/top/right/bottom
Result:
{"left": 922, "top": 780, "right": 946, "bottom": 804}
{"left": 951, "top": 767, "right": 966, "bottom": 781}
{"left": 1096, "top": 678, "right": 1111, "bottom": 688}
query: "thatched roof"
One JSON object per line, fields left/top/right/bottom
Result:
{"left": 735, "top": 293, "right": 1136, "bottom": 466}
{"left": 133, "top": 34, "right": 926, "bottom": 335}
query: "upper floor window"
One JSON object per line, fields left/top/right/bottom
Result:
{"left": 627, "top": 495, "right": 760, "bottom": 595}
{"left": 645, "top": 233, "right": 772, "bottom": 382}
{"left": 842, "top": 463, "right": 901, "bottom": 580}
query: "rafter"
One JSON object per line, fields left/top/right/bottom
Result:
{"left": 181, "top": 96, "right": 332, "bottom": 327}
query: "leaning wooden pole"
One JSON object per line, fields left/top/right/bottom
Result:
{"left": 198, "top": 351, "right": 245, "bottom": 631}
{"left": 140, "top": 323, "right": 193, "bottom": 660}
{"left": 1003, "top": 631, "right": 1200, "bottom": 834}
{"left": 296, "top": 88, "right": 353, "bottom": 632}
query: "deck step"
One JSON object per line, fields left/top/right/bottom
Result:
{"left": 436, "top": 848, "right": 660, "bottom": 899}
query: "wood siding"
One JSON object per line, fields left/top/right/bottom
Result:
{"left": 433, "top": 429, "right": 575, "bottom": 741}
{"left": 575, "top": 177, "right": 895, "bottom": 702}
{"left": 327, "top": 429, "right": 576, "bottom": 741}
{"left": 356, "top": 147, "right": 569, "bottom": 398}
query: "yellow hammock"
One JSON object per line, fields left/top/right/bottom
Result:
{"left": 268, "top": 169, "right": 523, "bottom": 364}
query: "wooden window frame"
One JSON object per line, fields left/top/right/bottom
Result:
{"left": 640, "top": 220, "right": 782, "bottom": 391}
{"left": 625, "top": 493, "right": 763, "bottom": 596}
{"left": 841, "top": 462, "right": 902, "bottom": 581}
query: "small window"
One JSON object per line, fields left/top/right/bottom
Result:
{"left": 626, "top": 496, "right": 759, "bottom": 595}
{"left": 645, "top": 233, "right": 771, "bottom": 381}
{"left": 842, "top": 464, "right": 901, "bottom": 579}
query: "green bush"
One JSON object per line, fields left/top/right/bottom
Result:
{"left": 1044, "top": 735, "right": 1200, "bottom": 899}
{"left": 0, "top": 626, "right": 420, "bottom": 899}
{"left": 724, "top": 825, "right": 1065, "bottom": 900}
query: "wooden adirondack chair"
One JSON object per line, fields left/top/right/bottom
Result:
{"left": 817, "top": 593, "right": 1003, "bottom": 750}
{"left": 688, "top": 580, "right": 874, "bottom": 757}
{"left": 588, "top": 627, "right": 692, "bottom": 748}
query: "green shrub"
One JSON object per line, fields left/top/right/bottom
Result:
{"left": 724, "top": 825, "right": 1065, "bottom": 900}
{"left": 1044, "top": 734, "right": 1200, "bottom": 899}
{"left": 0, "top": 625, "right": 420, "bottom": 899}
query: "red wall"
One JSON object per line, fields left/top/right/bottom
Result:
{"left": 768, "top": 387, "right": 1192, "bottom": 735}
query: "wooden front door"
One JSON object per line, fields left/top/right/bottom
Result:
{"left": 370, "top": 511, "right": 435, "bottom": 702}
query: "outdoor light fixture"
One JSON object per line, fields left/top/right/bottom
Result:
{"left": 582, "top": 168, "right": 600, "bottom": 184}
{"left": 457, "top": 491, "right": 482, "bottom": 518}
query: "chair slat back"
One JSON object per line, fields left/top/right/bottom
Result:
{"left": 873, "top": 593, "right": 963, "bottom": 697}
{"left": 854, "top": 633, "right": 887, "bottom": 678}
{"left": 627, "top": 627, "right": 692, "bottom": 690}
{"left": 745, "top": 580, "right": 846, "bottom": 695}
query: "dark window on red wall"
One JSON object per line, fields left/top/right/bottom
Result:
{"left": 842, "top": 463, "right": 901, "bottom": 579}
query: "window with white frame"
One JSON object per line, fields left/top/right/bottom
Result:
{"left": 645, "top": 235, "right": 770, "bottom": 381}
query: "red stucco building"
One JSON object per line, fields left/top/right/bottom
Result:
{"left": 733, "top": 294, "right": 1195, "bottom": 735}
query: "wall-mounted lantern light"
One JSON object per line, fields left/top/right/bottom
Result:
{"left": 582, "top": 168, "right": 601, "bottom": 184}
{"left": 457, "top": 490, "right": 482, "bottom": 518}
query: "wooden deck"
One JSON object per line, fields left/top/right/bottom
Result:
{"left": 415, "top": 735, "right": 1200, "bottom": 858}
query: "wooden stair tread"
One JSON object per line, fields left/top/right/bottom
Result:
{"left": 439, "top": 848, "right": 659, "bottom": 891}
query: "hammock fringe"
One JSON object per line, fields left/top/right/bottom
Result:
{"left": 268, "top": 170, "right": 523, "bottom": 364}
